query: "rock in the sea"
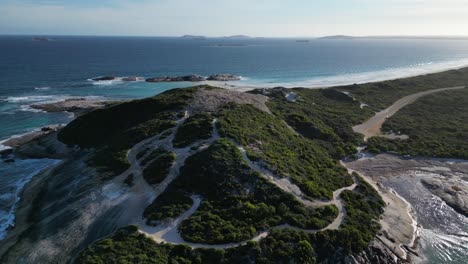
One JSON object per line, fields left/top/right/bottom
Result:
{"left": 41, "top": 126, "right": 54, "bottom": 132}
{"left": 4, "top": 158, "right": 15, "bottom": 163}
{"left": 0, "top": 148, "right": 13, "bottom": 158}
{"left": 146, "top": 75, "right": 206, "bottom": 83}
{"left": 207, "top": 74, "right": 241, "bottom": 81}
{"left": 31, "top": 99, "right": 108, "bottom": 115}
{"left": 92, "top": 76, "right": 115, "bottom": 81}
{"left": 122, "top": 76, "right": 140, "bottom": 82}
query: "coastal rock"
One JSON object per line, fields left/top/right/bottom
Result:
{"left": 421, "top": 178, "right": 468, "bottom": 217}
{"left": 30, "top": 98, "right": 108, "bottom": 115}
{"left": 207, "top": 74, "right": 241, "bottom": 81}
{"left": 146, "top": 75, "right": 206, "bottom": 83}
{"left": 0, "top": 148, "right": 13, "bottom": 158}
{"left": 92, "top": 76, "right": 115, "bottom": 81}
{"left": 122, "top": 76, "right": 140, "bottom": 82}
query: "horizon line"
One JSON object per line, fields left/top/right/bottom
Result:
{"left": 2, "top": 33, "right": 468, "bottom": 39}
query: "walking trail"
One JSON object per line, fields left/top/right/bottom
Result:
{"left": 123, "top": 114, "right": 358, "bottom": 249}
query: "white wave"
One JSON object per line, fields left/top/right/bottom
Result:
{"left": 34, "top": 87, "right": 51, "bottom": 91}
{"left": 5, "top": 95, "right": 65, "bottom": 103}
{"left": 19, "top": 104, "right": 45, "bottom": 113}
{"left": 88, "top": 77, "right": 125, "bottom": 86}
{"left": 239, "top": 57, "right": 468, "bottom": 88}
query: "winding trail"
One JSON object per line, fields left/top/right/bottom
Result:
{"left": 353, "top": 86, "right": 465, "bottom": 140}
{"left": 135, "top": 117, "right": 358, "bottom": 249}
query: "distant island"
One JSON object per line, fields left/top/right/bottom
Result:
{"left": 319, "top": 35, "right": 356, "bottom": 40}
{"left": 180, "top": 35, "right": 207, "bottom": 40}
{"left": 222, "top": 35, "right": 251, "bottom": 39}
{"left": 32, "top": 37, "right": 53, "bottom": 42}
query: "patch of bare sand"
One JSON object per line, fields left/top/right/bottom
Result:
{"left": 189, "top": 87, "right": 271, "bottom": 114}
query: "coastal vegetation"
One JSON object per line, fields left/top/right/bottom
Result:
{"left": 143, "top": 150, "right": 176, "bottom": 184}
{"left": 143, "top": 190, "right": 193, "bottom": 224}
{"left": 58, "top": 88, "right": 198, "bottom": 176}
{"left": 217, "top": 103, "right": 353, "bottom": 199}
{"left": 339, "top": 67, "right": 468, "bottom": 110}
{"left": 78, "top": 172, "right": 383, "bottom": 263}
{"left": 170, "top": 139, "right": 338, "bottom": 244}
{"left": 259, "top": 88, "right": 373, "bottom": 158}
{"left": 367, "top": 88, "right": 468, "bottom": 159}
{"left": 173, "top": 113, "right": 213, "bottom": 148}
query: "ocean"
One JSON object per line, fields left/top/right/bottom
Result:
{"left": 1, "top": 35, "right": 468, "bottom": 261}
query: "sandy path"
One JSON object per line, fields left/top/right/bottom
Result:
{"left": 353, "top": 86, "right": 465, "bottom": 140}
{"left": 137, "top": 118, "right": 358, "bottom": 249}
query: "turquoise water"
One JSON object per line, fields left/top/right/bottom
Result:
{"left": 1, "top": 36, "right": 468, "bottom": 262}
{"left": 2, "top": 36, "right": 468, "bottom": 141}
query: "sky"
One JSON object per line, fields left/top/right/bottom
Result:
{"left": 0, "top": 0, "right": 467, "bottom": 37}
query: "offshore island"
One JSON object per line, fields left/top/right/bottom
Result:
{"left": 0, "top": 68, "right": 468, "bottom": 264}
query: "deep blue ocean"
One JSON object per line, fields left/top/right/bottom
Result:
{"left": 1, "top": 36, "right": 468, "bottom": 261}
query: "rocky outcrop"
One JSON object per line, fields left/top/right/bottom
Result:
{"left": 122, "top": 76, "right": 141, "bottom": 82}
{"left": 92, "top": 76, "right": 115, "bottom": 81}
{"left": 146, "top": 75, "right": 206, "bottom": 83}
{"left": 351, "top": 239, "right": 406, "bottom": 264}
{"left": 30, "top": 98, "right": 108, "bottom": 115}
{"left": 207, "top": 74, "right": 241, "bottom": 81}
{"left": 421, "top": 178, "right": 468, "bottom": 217}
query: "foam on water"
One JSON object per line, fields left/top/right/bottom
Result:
{"left": 34, "top": 87, "right": 51, "bottom": 91}
{"left": 239, "top": 57, "right": 468, "bottom": 88}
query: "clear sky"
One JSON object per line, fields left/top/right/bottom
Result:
{"left": 1, "top": 0, "right": 467, "bottom": 37}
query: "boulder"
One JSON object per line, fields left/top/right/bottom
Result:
{"left": 146, "top": 75, "right": 206, "bottom": 83}
{"left": 0, "top": 148, "right": 13, "bottom": 158}
{"left": 92, "top": 76, "right": 115, "bottom": 81}
{"left": 207, "top": 74, "right": 241, "bottom": 81}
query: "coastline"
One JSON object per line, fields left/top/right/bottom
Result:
{"left": 1, "top": 63, "right": 468, "bottom": 262}
{"left": 342, "top": 161, "right": 420, "bottom": 263}
{"left": 213, "top": 58, "right": 468, "bottom": 89}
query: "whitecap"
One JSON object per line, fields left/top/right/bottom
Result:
{"left": 88, "top": 77, "right": 124, "bottom": 86}
{"left": 5, "top": 95, "right": 59, "bottom": 103}
{"left": 19, "top": 104, "right": 45, "bottom": 113}
{"left": 34, "top": 87, "right": 51, "bottom": 91}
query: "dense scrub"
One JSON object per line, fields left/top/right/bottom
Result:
{"left": 367, "top": 88, "right": 468, "bottom": 159}
{"left": 217, "top": 104, "right": 353, "bottom": 199}
{"left": 143, "top": 190, "right": 193, "bottom": 225}
{"left": 142, "top": 150, "right": 176, "bottom": 184}
{"left": 339, "top": 67, "right": 468, "bottom": 110}
{"left": 259, "top": 88, "right": 373, "bottom": 158}
{"left": 73, "top": 85, "right": 389, "bottom": 263}
{"left": 78, "top": 175, "right": 383, "bottom": 264}
{"left": 58, "top": 87, "right": 199, "bottom": 176}
{"left": 173, "top": 113, "right": 213, "bottom": 148}
{"left": 172, "top": 139, "right": 338, "bottom": 244}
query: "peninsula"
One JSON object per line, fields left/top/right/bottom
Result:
{"left": 1, "top": 68, "right": 468, "bottom": 264}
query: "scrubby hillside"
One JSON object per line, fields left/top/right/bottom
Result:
{"left": 67, "top": 86, "right": 384, "bottom": 264}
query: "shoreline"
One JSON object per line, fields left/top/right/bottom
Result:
{"left": 342, "top": 161, "right": 420, "bottom": 262}
{"left": 224, "top": 58, "right": 468, "bottom": 89}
